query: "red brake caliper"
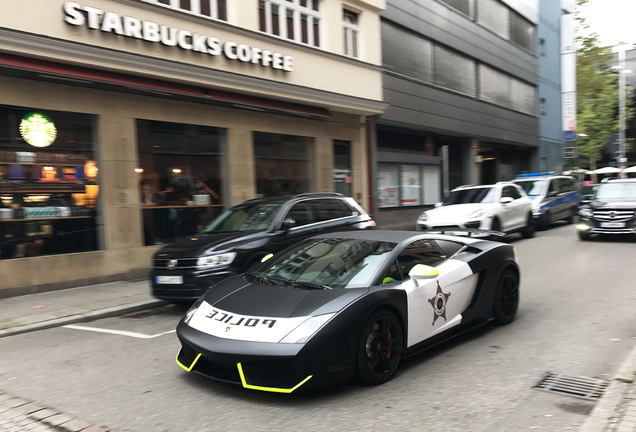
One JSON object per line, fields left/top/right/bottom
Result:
{"left": 385, "top": 332, "right": 392, "bottom": 359}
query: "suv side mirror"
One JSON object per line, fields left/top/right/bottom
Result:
{"left": 547, "top": 191, "right": 558, "bottom": 198}
{"left": 280, "top": 218, "right": 296, "bottom": 231}
{"left": 500, "top": 197, "right": 514, "bottom": 205}
{"left": 434, "top": 202, "right": 442, "bottom": 208}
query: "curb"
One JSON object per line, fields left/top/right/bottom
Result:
{"left": 580, "top": 341, "right": 636, "bottom": 432}
{"left": 0, "top": 390, "right": 110, "bottom": 431}
{"left": 0, "top": 299, "right": 167, "bottom": 339}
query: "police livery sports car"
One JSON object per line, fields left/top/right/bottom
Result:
{"left": 175, "top": 230, "right": 520, "bottom": 392}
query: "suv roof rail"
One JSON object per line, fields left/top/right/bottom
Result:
{"left": 455, "top": 184, "right": 477, "bottom": 189}
{"left": 600, "top": 177, "right": 618, "bottom": 183}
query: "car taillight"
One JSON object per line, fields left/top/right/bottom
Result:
{"left": 369, "top": 220, "right": 376, "bottom": 229}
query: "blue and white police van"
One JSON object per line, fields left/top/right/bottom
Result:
{"left": 512, "top": 172, "right": 579, "bottom": 230}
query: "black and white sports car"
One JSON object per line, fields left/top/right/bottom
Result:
{"left": 175, "top": 230, "right": 520, "bottom": 393}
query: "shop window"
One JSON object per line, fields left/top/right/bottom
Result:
{"left": 0, "top": 105, "right": 102, "bottom": 260}
{"left": 343, "top": 9, "right": 359, "bottom": 58}
{"left": 136, "top": 120, "right": 226, "bottom": 246}
{"left": 333, "top": 140, "right": 351, "bottom": 197}
{"left": 140, "top": 0, "right": 228, "bottom": 21}
{"left": 259, "top": 0, "right": 320, "bottom": 47}
{"left": 378, "top": 164, "right": 440, "bottom": 208}
{"left": 253, "top": 132, "right": 313, "bottom": 198}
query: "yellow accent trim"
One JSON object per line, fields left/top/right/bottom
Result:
{"left": 176, "top": 348, "right": 202, "bottom": 372}
{"left": 261, "top": 253, "right": 274, "bottom": 263}
{"left": 237, "top": 362, "right": 312, "bottom": 393}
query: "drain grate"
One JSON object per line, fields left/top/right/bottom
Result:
{"left": 533, "top": 372, "right": 609, "bottom": 401}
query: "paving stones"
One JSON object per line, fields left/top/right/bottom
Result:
{"left": 0, "top": 392, "right": 109, "bottom": 432}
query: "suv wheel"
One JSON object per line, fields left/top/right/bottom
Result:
{"left": 538, "top": 212, "right": 550, "bottom": 231}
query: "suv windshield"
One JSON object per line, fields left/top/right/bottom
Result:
{"left": 594, "top": 182, "right": 636, "bottom": 201}
{"left": 443, "top": 187, "right": 495, "bottom": 205}
{"left": 247, "top": 238, "right": 396, "bottom": 289}
{"left": 202, "top": 203, "right": 283, "bottom": 233}
{"left": 515, "top": 180, "right": 545, "bottom": 196}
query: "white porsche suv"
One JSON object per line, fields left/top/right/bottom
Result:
{"left": 416, "top": 182, "right": 534, "bottom": 238}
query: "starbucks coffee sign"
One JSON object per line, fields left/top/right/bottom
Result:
{"left": 63, "top": 2, "right": 294, "bottom": 72}
{"left": 20, "top": 113, "right": 57, "bottom": 148}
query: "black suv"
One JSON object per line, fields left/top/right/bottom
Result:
{"left": 577, "top": 178, "right": 636, "bottom": 240}
{"left": 151, "top": 193, "right": 375, "bottom": 302}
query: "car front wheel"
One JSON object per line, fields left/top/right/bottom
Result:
{"left": 356, "top": 309, "right": 403, "bottom": 386}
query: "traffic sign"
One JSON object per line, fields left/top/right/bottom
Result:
{"left": 563, "top": 130, "right": 576, "bottom": 141}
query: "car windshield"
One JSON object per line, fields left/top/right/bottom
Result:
{"left": 202, "top": 203, "right": 283, "bottom": 233}
{"left": 594, "top": 183, "right": 636, "bottom": 201}
{"left": 442, "top": 187, "right": 495, "bottom": 205}
{"left": 579, "top": 185, "right": 597, "bottom": 196}
{"left": 515, "top": 180, "right": 545, "bottom": 196}
{"left": 247, "top": 238, "right": 397, "bottom": 289}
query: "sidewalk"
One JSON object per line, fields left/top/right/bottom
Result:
{"left": 0, "top": 280, "right": 165, "bottom": 338}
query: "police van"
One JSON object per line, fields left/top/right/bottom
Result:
{"left": 512, "top": 172, "right": 579, "bottom": 230}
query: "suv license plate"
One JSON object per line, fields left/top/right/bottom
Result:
{"left": 600, "top": 222, "right": 625, "bottom": 228}
{"left": 156, "top": 276, "right": 183, "bottom": 284}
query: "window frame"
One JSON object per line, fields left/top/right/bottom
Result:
{"left": 140, "top": 0, "right": 228, "bottom": 21}
{"left": 343, "top": 8, "right": 360, "bottom": 58}
{"left": 259, "top": 0, "right": 321, "bottom": 48}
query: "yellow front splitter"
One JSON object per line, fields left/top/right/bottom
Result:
{"left": 237, "top": 362, "right": 312, "bottom": 393}
{"left": 176, "top": 349, "right": 312, "bottom": 393}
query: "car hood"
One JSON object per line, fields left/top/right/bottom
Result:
{"left": 155, "top": 231, "right": 268, "bottom": 258}
{"left": 201, "top": 275, "right": 368, "bottom": 318}
{"left": 425, "top": 203, "right": 492, "bottom": 221}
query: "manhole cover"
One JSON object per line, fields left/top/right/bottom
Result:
{"left": 533, "top": 372, "right": 609, "bottom": 401}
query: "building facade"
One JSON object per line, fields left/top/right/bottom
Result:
{"left": 373, "top": 0, "right": 546, "bottom": 228}
{"left": 0, "top": 0, "right": 386, "bottom": 294}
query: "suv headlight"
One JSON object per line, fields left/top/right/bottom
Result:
{"left": 579, "top": 208, "right": 592, "bottom": 218}
{"left": 418, "top": 212, "right": 428, "bottom": 222}
{"left": 196, "top": 252, "right": 237, "bottom": 270}
{"left": 468, "top": 209, "right": 484, "bottom": 219}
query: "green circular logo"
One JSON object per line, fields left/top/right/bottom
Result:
{"left": 19, "top": 113, "right": 57, "bottom": 148}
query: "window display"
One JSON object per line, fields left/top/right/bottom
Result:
{"left": 136, "top": 119, "right": 226, "bottom": 246}
{"left": 377, "top": 165, "right": 399, "bottom": 208}
{"left": 0, "top": 105, "right": 101, "bottom": 259}
{"left": 253, "top": 132, "right": 313, "bottom": 197}
{"left": 378, "top": 164, "right": 440, "bottom": 208}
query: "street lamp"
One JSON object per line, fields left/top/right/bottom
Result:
{"left": 611, "top": 43, "right": 632, "bottom": 169}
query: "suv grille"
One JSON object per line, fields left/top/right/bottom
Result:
{"left": 154, "top": 258, "right": 198, "bottom": 269}
{"left": 592, "top": 210, "right": 635, "bottom": 221}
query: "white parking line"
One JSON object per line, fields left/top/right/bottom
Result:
{"left": 63, "top": 324, "right": 176, "bottom": 339}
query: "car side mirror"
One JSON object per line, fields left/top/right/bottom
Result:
{"left": 548, "top": 191, "right": 558, "bottom": 198}
{"left": 500, "top": 197, "right": 513, "bottom": 205}
{"left": 408, "top": 264, "right": 439, "bottom": 279}
{"left": 434, "top": 202, "right": 442, "bottom": 208}
{"left": 582, "top": 194, "right": 593, "bottom": 201}
{"left": 280, "top": 218, "right": 296, "bottom": 231}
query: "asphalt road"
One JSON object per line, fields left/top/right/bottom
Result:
{"left": 1, "top": 223, "right": 635, "bottom": 432}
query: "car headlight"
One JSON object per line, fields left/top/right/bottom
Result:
{"left": 418, "top": 212, "right": 428, "bottom": 222}
{"left": 279, "top": 313, "right": 335, "bottom": 344}
{"left": 196, "top": 252, "right": 237, "bottom": 270}
{"left": 579, "top": 208, "right": 592, "bottom": 218}
{"left": 468, "top": 209, "right": 484, "bottom": 219}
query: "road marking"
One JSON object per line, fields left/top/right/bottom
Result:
{"left": 63, "top": 324, "right": 176, "bottom": 339}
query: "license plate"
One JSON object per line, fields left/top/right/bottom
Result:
{"left": 600, "top": 222, "right": 625, "bottom": 228}
{"left": 155, "top": 276, "right": 183, "bottom": 284}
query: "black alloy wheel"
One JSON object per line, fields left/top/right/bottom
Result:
{"left": 522, "top": 213, "right": 535, "bottom": 239}
{"left": 492, "top": 268, "right": 519, "bottom": 325}
{"left": 356, "top": 309, "right": 403, "bottom": 385}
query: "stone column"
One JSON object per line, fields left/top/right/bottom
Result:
{"left": 227, "top": 128, "right": 255, "bottom": 206}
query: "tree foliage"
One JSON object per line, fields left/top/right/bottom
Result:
{"left": 575, "top": 0, "right": 619, "bottom": 170}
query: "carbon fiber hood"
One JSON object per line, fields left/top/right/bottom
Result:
{"left": 202, "top": 275, "right": 368, "bottom": 318}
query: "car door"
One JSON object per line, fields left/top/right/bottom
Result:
{"left": 498, "top": 186, "right": 518, "bottom": 231}
{"left": 505, "top": 185, "right": 525, "bottom": 229}
{"left": 310, "top": 198, "right": 357, "bottom": 234}
{"left": 391, "top": 239, "right": 479, "bottom": 348}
